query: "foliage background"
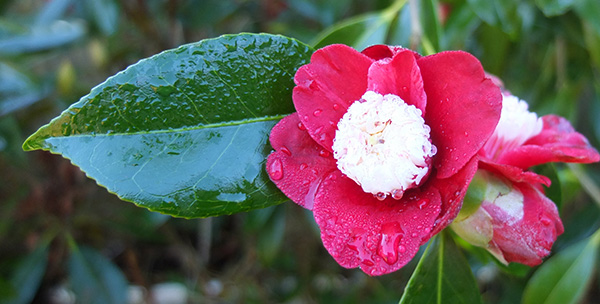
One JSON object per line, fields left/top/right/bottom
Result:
{"left": 1, "top": 0, "right": 600, "bottom": 303}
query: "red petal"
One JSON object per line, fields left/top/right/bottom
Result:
{"left": 484, "top": 182, "right": 564, "bottom": 266}
{"left": 312, "top": 170, "right": 441, "bottom": 276}
{"left": 428, "top": 156, "right": 479, "bottom": 237}
{"left": 418, "top": 51, "right": 502, "bottom": 179}
{"left": 497, "top": 115, "right": 600, "bottom": 168}
{"left": 266, "top": 113, "right": 337, "bottom": 209}
{"left": 361, "top": 45, "right": 418, "bottom": 61}
{"left": 293, "top": 45, "right": 373, "bottom": 151}
{"left": 479, "top": 160, "right": 551, "bottom": 187}
{"left": 366, "top": 50, "right": 427, "bottom": 113}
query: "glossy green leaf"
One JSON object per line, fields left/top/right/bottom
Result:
{"left": 535, "top": 0, "right": 575, "bottom": 16}
{"left": 23, "top": 33, "right": 313, "bottom": 218}
{"left": 522, "top": 230, "right": 600, "bottom": 304}
{"left": 312, "top": 0, "right": 406, "bottom": 50}
{"left": 5, "top": 242, "right": 49, "bottom": 304}
{"left": 68, "top": 244, "right": 128, "bottom": 304}
{"left": 399, "top": 233, "right": 482, "bottom": 304}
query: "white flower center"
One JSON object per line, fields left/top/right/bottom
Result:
{"left": 483, "top": 94, "right": 543, "bottom": 160}
{"left": 332, "top": 91, "right": 437, "bottom": 201}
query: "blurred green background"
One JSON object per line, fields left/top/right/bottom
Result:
{"left": 1, "top": 0, "right": 600, "bottom": 303}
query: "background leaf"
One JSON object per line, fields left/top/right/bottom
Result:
{"left": 4, "top": 242, "right": 49, "bottom": 304}
{"left": 522, "top": 230, "right": 600, "bottom": 304}
{"left": 399, "top": 233, "right": 482, "bottom": 304}
{"left": 23, "top": 33, "right": 313, "bottom": 218}
{"left": 68, "top": 244, "right": 128, "bottom": 304}
{"left": 312, "top": 0, "right": 406, "bottom": 50}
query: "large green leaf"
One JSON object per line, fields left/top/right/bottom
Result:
{"left": 399, "top": 233, "right": 482, "bottom": 304}
{"left": 522, "top": 230, "right": 600, "bottom": 304}
{"left": 68, "top": 244, "right": 129, "bottom": 304}
{"left": 23, "top": 33, "right": 314, "bottom": 218}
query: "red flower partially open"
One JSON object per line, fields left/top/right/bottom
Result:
{"left": 266, "top": 44, "right": 502, "bottom": 275}
{"left": 453, "top": 92, "right": 600, "bottom": 266}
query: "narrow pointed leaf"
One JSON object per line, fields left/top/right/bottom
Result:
{"left": 399, "top": 233, "right": 482, "bottom": 304}
{"left": 522, "top": 230, "right": 600, "bottom": 304}
{"left": 5, "top": 242, "right": 49, "bottom": 304}
{"left": 23, "top": 33, "right": 314, "bottom": 218}
{"left": 312, "top": 0, "right": 406, "bottom": 50}
{"left": 68, "top": 245, "right": 128, "bottom": 304}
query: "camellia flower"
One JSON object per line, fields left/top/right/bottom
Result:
{"left": 266, "top": 44, "right": 502, "bottom": 275}
{"left": 451, "top": 92, "right": 600, "bottom": 266}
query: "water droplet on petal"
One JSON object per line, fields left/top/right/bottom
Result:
{"left": 374, "top": 192, "right": 387, "bottom": 201}
{"left": 540, "top": 215, "right": 552, "bottom": 226}
{"left": 464, "top": 131, "right": 469, "bottom": 137}
{"left": 398, "top": 245, "right": 406, "bottom": 253}
{"left": 300, "top": 163, "right": 308, "bottom": 170}
{"left": 268, "top": 159, "right": 283, "bottom": 180}
{"left": 411, "top": 232, "right": 418, "bottom": 238}
{"left": 392, "top": 189, "right": 404, "bottom": 200}
{"left": 402, "top": 86, "right": 408, "bottom": 92}
{"left": 313, "top": 109, "right": 323, "bottom": 117}
{"left": 418, "top": 199, "right": 428, "bottom": 209}
{"left": 319, "top": 149, "right": 330, "bottom": 157}
{"left": 333, "top": 103, "right": 340, "bottom": 111}
{"left": 377, "top": 223, "right": 404, "bottom": 265}
{"left": 297, "top": 122, "right": 306, "bottom": 130}
{"left": 280, "top": 146, "right": 292, "bottom": 156}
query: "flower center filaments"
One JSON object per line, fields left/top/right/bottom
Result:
{"left": 332, "top": 91, "right": 437, "bottom": 201}
{"left": 482, "top": 94, "right": 543, "bottom": 160}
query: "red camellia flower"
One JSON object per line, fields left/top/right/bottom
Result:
{"left": 266, "top": 44, "right": 502, "bottom": 275}
{"left": 452, "top": 92, "right": 600, "bottom": 266}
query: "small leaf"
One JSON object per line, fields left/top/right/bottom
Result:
{"left": 522, "top": 230, "right": 600, "bottom": 304}
{"left": 83, "top": 0, "right": 120, "bottom": 35}
{"left": 0, "top": 63, "right": 48, "bottom": 116}
{"left": 68, "top": 244, "right": 129, "bottom": 304}
{"left": 534, "top": 163, "right": 562, "bottom": 210}
{"left": 535, "top": 0, "right": 575, "bottom": 16}
{"left": 23, "top": 33, "right": 313, "bottom": 218}
{"left": 312, "top": 0, "right": 407, "bottom": 50}
{"left": 5, "top": 242, "right": 49, "bottom": 304}
{"left": 399, "top": 233, "right": 482, "bottom": 304}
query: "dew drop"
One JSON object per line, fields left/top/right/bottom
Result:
{"left": 402, "top": 86, "right": 408, "bottom": 92}
{"left": 411, "top": 232, "right": 418, "bottom": 238}
{"left": 374, "top": 192, "right": 387, "bottom": 201}
{"left": 392, "top": 189, "right": 404, "bottom": 200}
{"left": 313, "top": 109, "right": 323, "bottom": 117}
{"left": 398, "top": 245, "right": 406, "bottom": 253}
{"left": 377, "top": 223, "right": 404, "bottom": 265}
{"left": 319, "top": 149, "right": 330, "bottom": 157}
{"left": 280, "top": 146, "right": 292, "bottom": 156}
{"left": 418, "top": 199, "right": 428, "bottom": 209}
{"left": 333, "top": 103, "right": 340, "bottom": 111}
{"left": 464, "top": 131, "right": 469, "bottom": 137}
{"left": 297, "top": 122, "right": 306, "bottom": 130}
{"left": 540, "top": 215, "right": 552, "bottom": 226}
{"left": 268, "top": 159, "right": 284, "bottom": 180}
{"left": 454, "top": 191, "right": 460, "bottom": 196}
{"left": 300, "top": 163, "right": 308, "bottom": 170}
{"left": 303, "top": 115, "right": 309, "bottom": 121}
